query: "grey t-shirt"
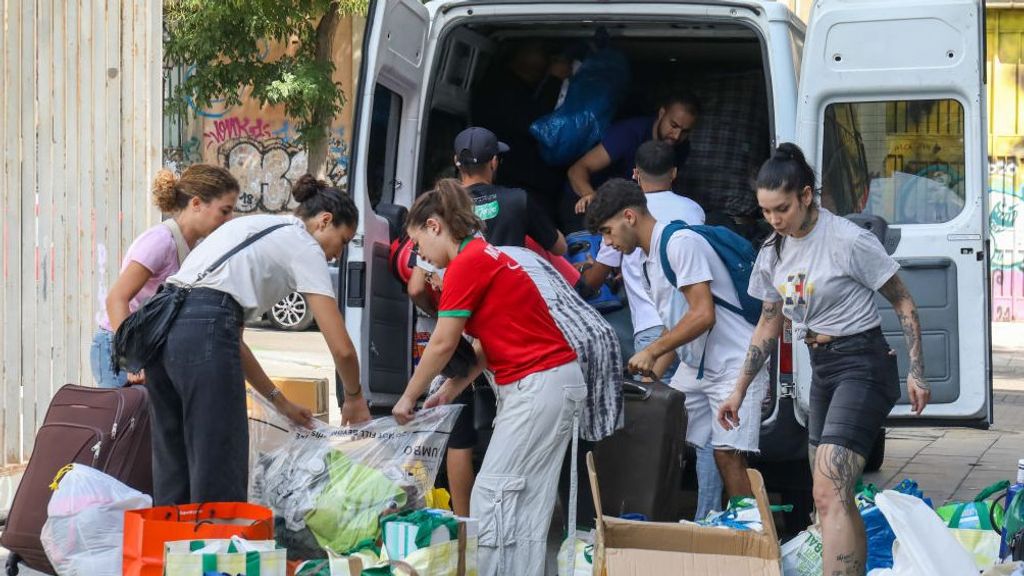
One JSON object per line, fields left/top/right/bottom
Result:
{"left": 747, "top": 208, "right": 899, "bottom": 340}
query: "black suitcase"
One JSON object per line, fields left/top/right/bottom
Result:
{"left": 2, "top": 384, "right": 152, "bottom": 575}
{"left": 594, "top": 380, "right": 686, "bottom": 521}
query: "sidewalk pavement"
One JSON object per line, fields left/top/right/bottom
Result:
{"left": 863, "top": 322, "right": 1024, "bottom": 504}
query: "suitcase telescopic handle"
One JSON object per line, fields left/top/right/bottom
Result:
{"left": 621, "top": 381, "right": 652, "bottom": 401}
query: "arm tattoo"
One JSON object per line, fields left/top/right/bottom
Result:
{"left": 761, "top": 301, "right": 781, "bottom": 322}
{"left": 742, "top": 337, "right": 778, "bottom": 376}
{"left": 879, "top": 276, "right": 928, "bottom": 390}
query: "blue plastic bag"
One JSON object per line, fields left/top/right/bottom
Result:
{"left": 860, "top": 479, "right": 933, "bottom": 571}
{"left": 529, "top": 48, "right": 630, "bottom": 166}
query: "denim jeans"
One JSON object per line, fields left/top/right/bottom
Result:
{"left": 146, "top": 288, "right": 247, "bottom": 505}
{"left": 90, "top": 328, "right": 128, "bottom": 389}
{"left": 633, "top": 326, "right": 679, "bottom": 382}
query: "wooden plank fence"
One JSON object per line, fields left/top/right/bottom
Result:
{"left": 0, "top": 0, "right": 162, "bottom": 469}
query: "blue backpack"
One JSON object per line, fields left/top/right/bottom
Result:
{"left": 657, "top": 220, "right": 762, "bottom": 326}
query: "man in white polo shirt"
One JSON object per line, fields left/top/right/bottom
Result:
{"left": 579, "top": 141, "right": 723, "bottom": 518}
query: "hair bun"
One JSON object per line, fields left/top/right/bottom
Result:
{"left": 152, "top": 169, "right": 181, "bottom": 213}
{"left": 292, "top": 174, "right": 324, "bottom": 203}
{"left": 773, "top": 142, "right": 805, "bottom": 163}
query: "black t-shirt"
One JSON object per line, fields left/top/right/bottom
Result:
{"left": 466, "top": 183, "right": 560, "bottom": 250}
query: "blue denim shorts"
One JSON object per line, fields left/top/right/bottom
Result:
{"left": 90, "top": 328, "right": 128, "bottom": 388}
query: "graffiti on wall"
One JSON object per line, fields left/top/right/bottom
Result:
{"left": 219, "top": 137, "right": 308, "bottom": 213}
{"left": 989, "top": 158, "right": 1024, "bottom": 322}
{"left": 204, "top": 116, "right": 274, "bottom": 147}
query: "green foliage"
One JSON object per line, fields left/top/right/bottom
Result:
{"left": 164, "top": 0, "right": 368, "bottom": 147}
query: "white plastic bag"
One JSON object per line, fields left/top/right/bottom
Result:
{"left": 867, "top": 490, "right": 978, "bottom": 576}
{"left": 558, "top": 530, "right": 594, "bottom": 576}
{"left": 40, "top": 464, "right": 152, "bottom": 576}
{"left": 781, "top": 525, "right": 823, "bottom": 576}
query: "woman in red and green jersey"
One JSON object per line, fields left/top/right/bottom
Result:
{"left": 393, "top": 179, "right": 586, "bottom": 576}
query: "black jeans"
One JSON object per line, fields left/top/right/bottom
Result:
{"left": 146, "top": 288, "right": 248, "bottom": 505}
{"left": 808, "top": 327, "right": 901, "bottom": 458}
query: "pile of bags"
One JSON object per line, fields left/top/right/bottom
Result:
{"left": 782, "top": 478, "right": 1020, "bottom": 576}
{"left": 37, "top": 393, "right": 465, "bottom": 576}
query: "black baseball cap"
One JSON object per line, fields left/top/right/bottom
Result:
{"left": 453, "top": 127, "right": 510, "bottom": 166}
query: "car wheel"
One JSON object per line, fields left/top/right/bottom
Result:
{"left": 269, "top": 292, "right": 314, "bottom": 331}
{"left": 864, "top": 430, "right": 886, "bottom": 473}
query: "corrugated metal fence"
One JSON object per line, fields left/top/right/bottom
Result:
{"left": 0, "top": 1, "right": 162, "bottom": 468}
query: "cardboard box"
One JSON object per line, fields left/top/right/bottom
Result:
{"left": 246, "top": 376, "right": 330, "bottom": 423}
{"left": 587, "top": 452, "right": 781, "bottom": 576}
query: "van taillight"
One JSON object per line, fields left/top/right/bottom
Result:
{"left": 779, "top": 320, "right": 793, "bottom": 375}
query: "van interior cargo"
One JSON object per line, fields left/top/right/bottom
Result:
{"left": 419, "top": 19, "right": 773, "bottom": 224}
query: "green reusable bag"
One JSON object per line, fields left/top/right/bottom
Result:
{"left": 937, "top": 480, "right": 1010, "bottom": 531}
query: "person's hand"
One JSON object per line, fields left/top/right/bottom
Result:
{"left": 628, "top": 349, "right": 657, "bottom": 378}
{"left": 907, "top": 377, "right": 930, "bottom": 416}
{"left": 717, "top": 390, "right": 745, "bottom": 431}
{"left": 126, "top": 369, "right": 145, "bottom": 385}
{"left": 575, "top": 194, "right": 594, "bottom": 214}
{"left": 574, "top": 254, "right": 595, "bottom": 273}
{"left": 341, "top": 394, "right": 371, "bottom": 425}
{"left": 423, "top": 380, "right": 456, "bottom": 409}
{"left": 392, "top": 394, "right": 417, "bottom": 425}
{"left": 275, "top": 396, "right": 315, "bottom": 429}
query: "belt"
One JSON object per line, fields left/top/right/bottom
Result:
{"left": 804, "top": 326, "right": 883, "bottom": 349}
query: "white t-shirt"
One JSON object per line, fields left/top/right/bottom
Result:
{"left": 641, "top": 221, "right": 753, "bottom": 381}
{"left": 168, "top": 214, "right": 336, "bottom": 321}
{"left": 747, "top": 208, "right": 899, "bottom": 340}
{"left": 596, "top": 191, "right": 706, "bottom": 335}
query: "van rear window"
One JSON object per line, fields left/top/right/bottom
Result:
{"left": 821, "top": 99, "right": 966, "bottom": 225}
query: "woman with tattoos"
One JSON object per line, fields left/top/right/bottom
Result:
{"left": 717, "top": 143, "right": 929, "bottom": 575}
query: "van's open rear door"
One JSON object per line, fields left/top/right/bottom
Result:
{"left": 344, "top": 0, "right": 430, "bottom": 405}
{"left": 796, "top": 0, "right": 990, "bottom": 424}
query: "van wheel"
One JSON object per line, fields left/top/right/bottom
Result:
{"left": 269, "top": 292, "right": 314, "bottom": 331}
{"left": 865, "top": 430, "right": 886, "bottom": 473}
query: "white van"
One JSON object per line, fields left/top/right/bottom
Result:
{"left": 340, "top": 0, "right": 991, "bottom": 478}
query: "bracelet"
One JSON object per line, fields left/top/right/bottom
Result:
{"left": 344, "top": 387, "right": 363, "bottom": 398}
{"left": 267, "top": 388, "right": 282, "bottom": 402}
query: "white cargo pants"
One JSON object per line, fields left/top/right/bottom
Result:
{"left": 471, "top": 360, "right": 586, "bottom": 576}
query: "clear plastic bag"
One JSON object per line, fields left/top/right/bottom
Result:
{"left": 40, "top": 464, "right": 152, "bottom": 576}
{"left": 248, "top": 392, "right": 461, "bottom": 556}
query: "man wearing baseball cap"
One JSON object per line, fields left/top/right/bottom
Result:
{"left": 454, "top": 127, "right": 567, "bottom": 256}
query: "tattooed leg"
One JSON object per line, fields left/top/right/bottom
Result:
{"left": 814, "top": 443, "right": 867, "bottom": 576}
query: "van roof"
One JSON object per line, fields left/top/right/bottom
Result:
{"left": 434, "top": 0, "right": 770, "bottom": 16}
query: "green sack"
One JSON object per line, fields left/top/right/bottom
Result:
{"left": 936, "top": 480, "right": 1010, "bottom": 531}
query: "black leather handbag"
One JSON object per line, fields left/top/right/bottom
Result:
{"left": 112, "top": 223, "right": 287, "bottom": 373}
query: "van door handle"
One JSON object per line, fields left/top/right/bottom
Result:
{"left": 346, "top": 262, "right": 366, "bottom": 307}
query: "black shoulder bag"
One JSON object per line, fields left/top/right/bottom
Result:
{"left": 112, "top": 223, "right": 288, "bottom": 374}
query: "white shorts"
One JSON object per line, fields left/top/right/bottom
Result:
{"left": 668, "top": 364, "right": 768, "bottom": 454}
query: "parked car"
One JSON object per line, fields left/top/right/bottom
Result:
{"left": 261, "top": 260, "right": 341, "bottom": 331}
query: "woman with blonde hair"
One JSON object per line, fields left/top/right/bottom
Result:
{"left": 393, "top": 179, "right": 586, "bottom": 576}
{"left": 91, "top": 164, "right": 239, "bottom": 388}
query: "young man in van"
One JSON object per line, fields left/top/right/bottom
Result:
{"left": 579, "top": 141, "right": 724, "bottom": 518}
{"left": 568, "top": 93, "right": 700, "bottom": 216}
{"left": 454, "top": 127, "right": 568, "bottom": 256}
{"left": 585, "top": 178, "right": 767, "bottom": 500}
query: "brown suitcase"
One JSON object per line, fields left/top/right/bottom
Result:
{"left": 2, "top": 384, "right": 152, "bottom": 575}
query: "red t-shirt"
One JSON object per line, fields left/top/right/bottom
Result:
{"left": 438, "top": 238, "right": 576, "bottom": 384}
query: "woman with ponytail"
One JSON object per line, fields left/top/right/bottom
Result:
{"left": 92, "top": 164, "right": 239, "bottom": 388}
{"left": 717, "top": 143, "right": 929, "bottom": 575}
{"left": 146, "top": 174, "right": 367, "bottom": 506}
{"left": 394, "top": 178, "right": 586, "bottom": 576}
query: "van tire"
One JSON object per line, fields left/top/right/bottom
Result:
{"left": 865, "top": 430, "right": 885, "bottom": 473}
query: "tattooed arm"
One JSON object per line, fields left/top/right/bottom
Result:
{"left": 878, "top": 274, "right": 930, "bottom": 415}
{"left": 717, "top": 300, "right": 784, "bottom": 429}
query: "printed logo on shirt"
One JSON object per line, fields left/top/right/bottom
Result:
{"left": 474, "top": 200, "right": 500, "bottom": 221}
{"left": 782, "top": 273, "right": 813, "bottom": 307}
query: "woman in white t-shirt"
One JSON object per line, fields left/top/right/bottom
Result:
{"left": 717, "top": 143, "right": 930, "bottom": 575}
{"left": 148, "top": 175, "right": 368, "bottom": 506}
{"left": 92, "top": 165, "right": 239, "bottom": 388}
